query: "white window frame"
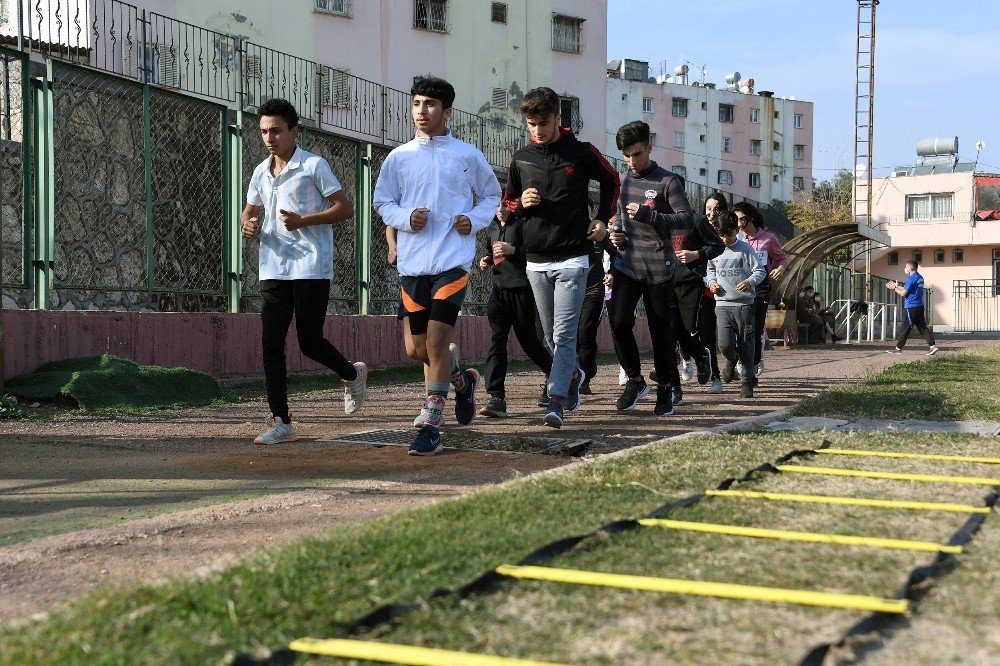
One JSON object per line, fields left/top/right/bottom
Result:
{"left": 793, "top": 176, "right": 805, "bottom": 190}
{"left": 672, "top": 165, "right": 687, "bottom": 178}
{"left": 314, "top": 0, "right": 352, "bottom": 17}
{"left": 905, "top": 193, "right": 955, "bottom": 221}
{"left": 749, "top": 172, "right": 761, "bottom": 188}
{"left": 749, "top": 140, "right": 761, "bottom": 156}
{"left": 794, "top": 113, "right": 803, "bottom": 128}
{"left": 552, "top": 14, "right": 584, "bottom": 53}
{"left": 671, "top": 98, "right": 688, "bottom": 117}
{"left": 648, "top": 132, "right": 657, "bottom": 146}
{"left": 794, "top": 144, "right": 805, "bottom": 160}
{"left": 414, "top": 0, "right": 448, "bottom": 33}
{"left": 722, "top": 136, "right": 732, "bottom": 153}
{"left": 559, "top": 95, "right": 581, "bottom": 133}
{"left": 749, "top": 108, "right": 759, "bottom": 123}
{"left": 491, "top": 87, "right": 509, "bottom": 109}
{"left": 320, "top": 66, "right": 351, "bottom": 108}
{"left": 673, "top": 131, "right": 685, "bottom": 149}
{"left": 642, "top": 96, "right": 654, "bottom": 113}
{"left": 719, "top": 103, "right": 734, "bottom": 123}
{"left": 718, "top": 170, "right": 733, "bottom": 186}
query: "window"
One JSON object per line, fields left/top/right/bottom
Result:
{"left": 887, "top": 251, "right": 899, "bottom": 266}
{"left": 719, "top": 104, "right": 734, "bottom": 123}
{"left": 774, "top": 110, "right": 779, "bottom": 119}
{"left": 721, "top": 137, "right": 733, "bottom": 153}
{"left": 773, "top": 141, "right": 780, "bottom": 151}
{"left": 414, "top": 0, "right": 448, "bottom": 32}
{"left": 699, "top": 168, "right": 707, "bottom": 177}
{"left": 953, "top": 248, "right": 964, "bottom": 264}
{"left": 912, "top": 250, "right": 923, "bottom": 264}
{"left": 559, "top": 96, "right": 581, "bottom": 132}
{"left": 315, "top": 0, "right": 352, "bottom": 16}
{"left": 491, "top": 2, "right": 507, "bottom": 23}
{"left": 699, "top": 134, "right": 705, "bottom": 142}
{"left": 793, "top": 176, "right": 805, "bottom": 190}
{"left": 933, "top": 248, "right": 946, "bottom": 264}
{"left": 673, "top": 132, "right": 685, "bottom": 148}
{"left": 672, "top": 165, "right": 687, "bottom": 178}
{"left": 749, "top": 172, "right": 761, "bottom": 188}
{"left": 749, "top": 108, "right": 759, "bottom": 123}
{"left": 642, "top": 96, "right": 653, "bottom": 113}
{"left": 749, "top": 139, "right": 761, "bottom": 156}
{"left": 718, "top": 170, "right": 733, "bottom": 186}
{"left": 905, "top": 193, "right": 954, "bottom": 221}
{"left": 491, "top": 87, "right": 508, "bottom": 109}
{"left": 773, "top": 174, "right": 779, "bottom": 183}
{"left": 671, "top": 98, "right": 688, "bottom": 117}
{"left": 794, "top": 144, "right": 805, "bottom": 160}
{"left": 794, "top": 113, "right": 803, "bottom": 128}
{"left": 125, "top": 42, "right": 179, "bottom": 86}
{"left": 320, "top": 66, "right": 350, "bottom": 108}
{"left": 648, "top": 132, "right": 657, "bottom": 146}
{"left": 552, "top": 14, "right": 584, "bottom": 53}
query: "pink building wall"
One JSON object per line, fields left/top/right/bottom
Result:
{"left": 2, "top": 311, "right": 645, "bottom": 381}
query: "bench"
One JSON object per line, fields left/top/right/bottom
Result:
{"left": 764, "top": 307, "right": 810, "bottom": 347}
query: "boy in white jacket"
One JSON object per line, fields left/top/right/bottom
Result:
{"left": 373, "top": 76, "right": 501, "bottom": 455}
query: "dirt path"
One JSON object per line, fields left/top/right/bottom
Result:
{"left": 0, "top": 336, "right": 986, "bottom": 625}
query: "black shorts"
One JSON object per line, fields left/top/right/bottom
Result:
{"left": 400, "top": 267, "right": 468, "bottom": 335}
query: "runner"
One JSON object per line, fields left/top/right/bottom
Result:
{"left": 373, "top": 76, "right": 501, "bottom": 454}
{"left": 241, "top": 98, "right": 367, "bottom": 446}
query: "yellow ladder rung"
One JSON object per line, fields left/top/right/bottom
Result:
{"left": 777, "top": 464, "right": 1000, "bottom": 486}
{"left": 289, "top": 637, "right": 569, "bottom": 666}
{"left": 706, "top": 489, "right": 990, "bottom": 514}
{"left": 817, "top": 448, "right": 1000, "bottom": 465}
{"left": 638, "top": 518, "right": 962, "bottom": 554}
{"left": 496, "top": 565, "right": 907, "bottom": 614}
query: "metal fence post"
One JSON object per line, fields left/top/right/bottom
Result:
{"left": 30, "top": 60, "right": 55, "bottom": 308}
{"left": 142, "top": 83, "right": 154, "bottom": 297}
{"left": 356, "top": 142, "right": 372, "bottom": 315}
{"left": 379, "top": 86, "right": 387, "bottom": 146}
{"left": 222, "top": 109, "right": 242, "bottom": 313}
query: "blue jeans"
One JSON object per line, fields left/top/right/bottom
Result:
{"left": 527, "top": 266, "right": 588, "bottom": 401}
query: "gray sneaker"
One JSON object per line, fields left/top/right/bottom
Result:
{"left": 680, "top": 358, "right": 695, "bottom": 382}
{"left": 253, "top": 417, "right": 299, "bottom": 445}
{"left": 707, "top": 378, "right": 723, "bottom": 394}
{"left": 343, "top": 361, "right": 368, "bottom": 415}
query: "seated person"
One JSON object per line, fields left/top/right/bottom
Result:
{"left": 795, "top": 285, "right": 826, "bottom": 343}
{"left": 812, "top": 291, "right": 841, "bottom": 342}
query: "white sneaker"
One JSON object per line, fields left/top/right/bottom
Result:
{"left": 756, "top": 357, "right": 765, "bottom": 376}
{"left": 413, "top": 404, "right": 445, "bottom": 428}
{"left": 618, "top": 366, "right": 628, "bottom": 386}
{"left": 707, "top": 378, "right": 723, "bottom": 394}
{"left": 680, "top": 358, "right": 695, "bottom": 382}
{"left": 735, "top": 361, "right": 745, "bottom": 381}
{"left": 449, "top": 342, "right": 461, "bottom": 372}
{"left": 927, "top": 345, "right": 940, "bottom": 356}
{"left": 343, "top": 361, "right": 368, "bottom": 415}
{"left": 253, "top": 417, "right": 299, "bottom": 445}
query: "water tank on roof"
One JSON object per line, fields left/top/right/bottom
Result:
{"left": 916, "top": 136, "right": 958, "bottom": 156}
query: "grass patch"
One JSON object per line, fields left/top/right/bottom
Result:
{"left": 793, "top": 344, "right": 1000, "bottom": 420}
{"left": 3, "top": 430, "right": 999, "bottom": 665}
{"left": 5, "top": 355, "right": 228, "bottom": 413}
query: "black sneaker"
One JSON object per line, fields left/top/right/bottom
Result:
{"left": 671, "top": 385, "right": 685, "bottom": 406}
{"left": 740, "top": 383, "right": 754, "bottom": 399}
{"left": 566, "top": 368, "right": 586, "bottom": 412}
{"left": 454, "top": 368, "right": 479, "bottom": 425}
{"left": 721, "top": 359, "right": 735, "bottom": 383}
{"left": 695, "top": 348, "right": 712, "bottom": 385}
{"left": 543, "top": 403, "right": 564, "bottom": 428}
{"left": 408, "top": 425, "right": 443, "bottom": 456}
{"left": 537, "top": 384, "right": 550, "bottom": 407}
{"left": 750, "top": 374, "right": 759, "bottom": 389}
{"left": 579, "top": 380, "right": 593, "bottom": 395}
{"left": 616, "top": 378, "right": 650, "bottom": 411}
{"left": 654, "top": 386, "right": 675, "bottom": 416}
{"left": 479, "top": 395, "right": 507, "bottom": 418}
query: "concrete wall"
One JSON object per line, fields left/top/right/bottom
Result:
{"left": 2, "top": 310, "right": 647, "bottom": 380}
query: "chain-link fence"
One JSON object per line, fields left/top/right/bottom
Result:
{"left": 1, "top": 48, "right": 30, "bottom": 308}
{"left": 367, "top": 144, "right": 399, "bottom": 316}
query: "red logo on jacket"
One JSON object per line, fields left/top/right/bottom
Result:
{"left": 565, "top": 165, "right": 575, "bottom": 176}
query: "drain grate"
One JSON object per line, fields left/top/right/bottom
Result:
{"left": 319, "top": 429, "right": 591, "bottom": 455}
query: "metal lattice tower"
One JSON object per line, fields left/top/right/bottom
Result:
{"left": 854, "top": 0, "right": 879, "bottom": 300}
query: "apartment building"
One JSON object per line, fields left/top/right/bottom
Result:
{"left": 868, "top": 138, "right": 1000, "bottom": 331}
{"left": 606, "top": 58, "right": 813, "bottom": 203}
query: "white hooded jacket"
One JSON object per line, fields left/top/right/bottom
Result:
{"left": 374, "top": 131, "right": 501, "bottom": 277}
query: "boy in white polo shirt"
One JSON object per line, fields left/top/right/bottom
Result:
{"left": 242, "top": 98, "right": 368, "bottom": 446}
{"left": 374, "top": 76, "right": 501, "bottom": 455}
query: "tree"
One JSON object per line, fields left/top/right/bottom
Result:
{"left": 785, "top": 170, "right": 853, "bottom": 232}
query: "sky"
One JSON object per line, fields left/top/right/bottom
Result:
{"left": 606, "top": 0, "right": 1000, "bottom": 182}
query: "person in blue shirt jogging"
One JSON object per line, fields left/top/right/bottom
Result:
{"left": 886, "top": 259, "right": 939, "bottom": 355}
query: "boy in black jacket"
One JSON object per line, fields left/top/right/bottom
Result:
{"left": 504, "top": 87, "right": 620, "bottom": 428}
{"left": 478, "top": 204, "right": 553, "bottom": 417}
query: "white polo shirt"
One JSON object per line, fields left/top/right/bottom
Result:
{"left": 247, "top": 146, "right": 343, "bottom": 280}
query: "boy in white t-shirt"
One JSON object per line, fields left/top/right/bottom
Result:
{"left": 242, "top": 98, "right": 368, "bottom": 446}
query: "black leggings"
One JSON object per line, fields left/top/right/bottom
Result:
{"left": 608, "top": 272, "right": 678, "bottom": 386}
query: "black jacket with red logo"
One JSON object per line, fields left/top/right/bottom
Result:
{"left": 503, "top": 128, "right": 620, "bottom": 263}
